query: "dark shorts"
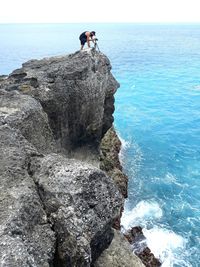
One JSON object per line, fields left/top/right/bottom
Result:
{"left": 79, "top": 37, "right": 87, "bottom": 45}
{"left": 79, "top": 32, "right": 87, "bottom": 45}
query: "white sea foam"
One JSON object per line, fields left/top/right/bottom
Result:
{"left": 115, "top": 132, "right": 144, "bottom": 181}
{"left": 143, "top": 227, "right": 187, "bottom": 267}
{"left": 117, "top": 134, "right": 130, "bottom": 163}
{"left": 121, "top": 201, "right": 189, "bottom": 267}
{"left": 121, "top": 200, "right": 163, "bottom": 230}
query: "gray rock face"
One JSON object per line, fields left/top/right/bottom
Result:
{"left": 0, "top": 125, "right": 55, "bottom": 267}
{"left": 100, "top": 127, "right": 128, "bottom": 198}
{"left": 0, "top": 50, "right": 125, "bottom": 267}
{"left": 30, "top": 154, "right": 123, "bottom": 266}
{"left": 0, "top": 50, "right": 119, "bottom": 154}
{"left": 94, "top": 230, "right": 145, "bottom": 267}
{"left": 0, "top": 90, "right": 56, "bottom": 154}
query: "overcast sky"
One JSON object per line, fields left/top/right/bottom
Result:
{"left": 1, "top": 0, "right": 200, "bottom": 23}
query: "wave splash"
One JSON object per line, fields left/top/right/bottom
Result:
{"left": 121, "top": 200, "right": 163, "bottom": 229}
{"left": 117, "top": 133, "right": 131, "bottom": 163}
{"left": 143, "top": 227, "right": 188, "bottom": 267}
{"left": 121, "top": 200, "right": 189, "bottom": 267}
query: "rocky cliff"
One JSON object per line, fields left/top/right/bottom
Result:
{"left": 1, "top": 50, "right": 117, "bottom": 155}
{"left": 0, "top": 49, "right": 144, "bottom": 267}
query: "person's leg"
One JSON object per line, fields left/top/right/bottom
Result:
{"left": 80, "top": 38, "right": 86, "bottom": 50}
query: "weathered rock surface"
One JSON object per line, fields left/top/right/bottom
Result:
{"left": 0, "top": 50, "right": 119, "bottom": 155}
{"left": 0, "top": 50, "right": 133, "bottom": 267}
{"left": 124, "top": 227, "right": 161, "bottom": 267}
{"left": 0, "top": 125, "right": 55, "bottom": 267}
{"left": 0, "top": 90, "right": 56, "bottom": 154}
{"left": 100, "top": 126, "right": 128, "bottom": 198}
{"left": 94, "top": 230, "right": 145, "bottom": 267}
{"left": 30, "top": 154, "right": 123, "bottom": 266}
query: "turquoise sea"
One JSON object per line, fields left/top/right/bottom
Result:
{"left": 0, "top": 23, "right": 200, "bottom": 267}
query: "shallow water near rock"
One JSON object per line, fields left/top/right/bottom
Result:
{"left": 1, "top": 23, "right": 200, "bottom": 267}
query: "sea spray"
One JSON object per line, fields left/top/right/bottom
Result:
{"left": 143, "top": 227, "right": 187, "bottom": 267}
{"left": 121, "top": 200, "right": 189, "bottom": 267}
{"left": 121, "top": 200, "right": 163, "bottom": 229}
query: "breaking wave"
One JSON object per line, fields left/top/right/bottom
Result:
{"left": 121, "top": 200, "right": 190, "bottom": 266}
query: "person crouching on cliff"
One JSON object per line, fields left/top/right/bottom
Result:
{"left": 79, "top": 31, "right": 96, "bottom": 50}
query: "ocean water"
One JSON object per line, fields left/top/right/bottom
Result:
{"left": 1, "top": 23, "right": 200, "bottom": 267}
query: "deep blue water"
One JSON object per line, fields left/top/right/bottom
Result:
{"left": 1, "top": 23, "right": 200, "bottom": 267}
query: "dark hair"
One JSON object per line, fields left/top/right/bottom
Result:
{"left": 90, "top": 31, "right": 96, "bottom": 36}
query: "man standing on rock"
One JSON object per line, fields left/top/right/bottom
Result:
{"left": 79, "top": 31, "right": 96, "bottom": 50}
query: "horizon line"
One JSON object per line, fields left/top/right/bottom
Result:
{"left": 1, "top": 21, "right": 200, "bottom": 25}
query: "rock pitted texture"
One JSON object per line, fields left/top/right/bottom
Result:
{"left": 30, "top": 154, "right": 123, "bottom": 266}
{"left": 0, "top": 90, "right": 56, "bottom": 154}
{"left": 0, "top": 50, "right": 131, "bottom": 267}
{"left": 100, "top": 126, "right": 128, "bottom": 198}
{"left": 0, "top": 125, "right": 55, "bottom": 267}
{"left": 94, "top": 230, "right": 145, "bottom": 267}
{"left": 0, "top": 50, "right": 119, "bottom": 154}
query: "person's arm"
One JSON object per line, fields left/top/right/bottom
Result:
{"left": 91, "top": 36, "right": 95, "bottom": 43}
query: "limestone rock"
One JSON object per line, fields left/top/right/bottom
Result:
{"left": 94, "top": 230, "right": 145, "bottom": 267}
{"left": 0, "top": 50, "right": 119, "bottom": 155}
{"left": 0, "top": 125, "right": 55, "bottom": 267}
{"left": 0, "top": 90, "right": 55, "bottom": 154}
{"left": 30, "top": 154, "right": 123, "bottom": 266}
{"left": 0, "top": 50, "right": 144, "bottom": 267}
{"left": 100, "top": 127, "right": 128, "bottom": 198}
{"left": 124, "top": 227, "right": 161, "bottom": 267}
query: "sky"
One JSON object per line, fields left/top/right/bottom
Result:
{"left": 0, "top": 0, "right": 200, "bottom": 23}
